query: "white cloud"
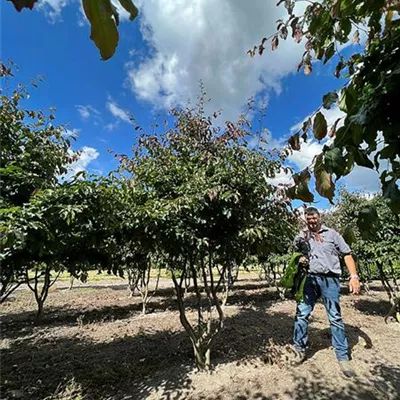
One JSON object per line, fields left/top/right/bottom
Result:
{"left": 75, "top": 104, "right": 101, "bottom": 122}
{"left": 288, "top": 139, "right": 323, "bottom": 171}
{"left": 106, "top": 98, "right": 131, "bottom": 123}
{"left": 343, "top": 167, "right": 380, "bottom": 192}
{"left": 105, "top": 122, "right": 120, "bottom": 132}
{"left": 268, "top": 168, "right": 294, "bottom": 187}
{"left": 342, "top": 132, "right": 386, "bottom": 193}
{"left": 126, "top": 0, "right": 307, "bottom": 119}
{"left": 62, "top": 146, "right": 100, "bottom": 180}
{"left": 112, "top": 1, "right": 131, "bottom": 21}
{"left": 63, "top": 128, "right": 80, "bottom": 138}
{"left": 37, "top": 0, "right": 74, "bottom": 22}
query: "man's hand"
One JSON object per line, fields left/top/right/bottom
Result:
{"left": 349, "top": 276, "right": 360, "bottom": 295}
{"left": 299, "top": 256, "right": 308, "bottom": 266}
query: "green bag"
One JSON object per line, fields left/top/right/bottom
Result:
{"left": 280, "top": 252, "right": 307, "bottom": 303}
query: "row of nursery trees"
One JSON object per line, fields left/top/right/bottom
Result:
{"left": 1, "top": 66, "right": 399, "bottom": 371}
{"left": 0, "top": 69, "right": 296, "bottom": 370}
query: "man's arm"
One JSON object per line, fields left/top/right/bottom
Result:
{"left": 344, "top": 254, "right": 360, "bottom": 295}
{"left": 334, "top": 231, "right": 360, "bottom": 295}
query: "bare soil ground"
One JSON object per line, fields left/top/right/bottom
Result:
{"left": 1, "top": 276, "right": 399, "bottom": 400}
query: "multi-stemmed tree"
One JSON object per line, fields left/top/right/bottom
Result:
{"left": 117, "top": 95, "right": 296, "bottom": 369}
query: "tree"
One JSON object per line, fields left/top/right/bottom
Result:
{"left": 124, "top": 252, "right": 161, "bottom": 314}
{"left": 6, "top": 0, "right": 139, "bottom": 60}
{"left": 117, "top": 94, "right": 296, "bottom": 369}
{"left": 325, "top": 189, "right": 400, "bottom": 323}
{"left": 251, "top": 0, "right": 400, "bottom": 213}
{"left": 0, "top": 65, "right": 76, "bottom": 305}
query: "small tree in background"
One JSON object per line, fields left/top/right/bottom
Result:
{"left": 325, "top": 189, "right": 400, "bottom": 323}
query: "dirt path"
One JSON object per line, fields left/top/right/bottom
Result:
{"left": 1, "top": 278, "right": 399, "bottom": 399}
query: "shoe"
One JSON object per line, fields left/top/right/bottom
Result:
{"left": 291, "top": 349, "right": 306, "bottom": 366}
{"left": 339, "top": 360, "right": 356, "bottom": 378}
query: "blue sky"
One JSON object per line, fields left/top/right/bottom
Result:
{"left": 2, "top": 0, "right": 379, "bottom": 209}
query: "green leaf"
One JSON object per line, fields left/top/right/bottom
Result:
{"left": 340, "top": 18, "right": 352, "bottom": 38}
{"left": 339, "top": 86, "right": 356, "bottom": 113}
{"left": 379, "top": 145, "right": 397, "bottom": 160}
{"left": 334, "top": 126, "right": 347, "bottom": 146}
{"left": 330, "top": 0, "right": 341, "bottom": 19}
{"left": 324, "top": 43, "right": 335, "bottom": 64}
{"left": 296, "top": 182, "right": 315, "bottom": 202}
{"left": 344, "top": 152, "right": 355, "bottom": 175}
{"left": 82, "top": 0, "right": 119, "bottom": 60}
{"left": 316, "top": 46, "right": 325, "bottom": 60}
{"left": 314, "top": 154, "right": 335, "bottom": 203}
{"left": 293, "top": 168, "right": 311, "bottom": 185}
{"left": 323, "top": 92, "right": 339, "bottom": 110}
{"left": 343, "top": 225, "right": 356, "bottom": 245}
{"left": 353, "top": 148, "right": 374, "bottom": 169}
{"left": 382, "top": 179, "right": 400, "bottom": 214}
{"left": 288, "top": 132, "right": 301, "bottom": 151}
{"left": 286, "top": 177, "right": 314, "bottom": 202}
{"left": 349, "top": 124, "right": 363, "bottom": 146}
{"left": 357, "top": 205, "right": 380, "bottom": 239}
{"left": 272, "top": 35, "right": 279, "bottom": 51}
{"left": 118, "top": 0, "right": 139, "bottom": 21}
{"left": 334, "top": 60, "right": 345, "bottom": 78}
{"left": 324, "top": 147, "right": 346, "bottom": 178}
{"left": 328, "top": 118, "right": 341, "bottom": 138}
{"left": 313, "top": 112, "right": 328, "bottom": 141}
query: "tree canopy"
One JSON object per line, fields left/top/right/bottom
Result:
{"left": 251, "top": 0, "right": 400, "bottom": 213}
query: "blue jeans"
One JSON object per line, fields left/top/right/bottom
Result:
{"left": 293, "top": 275, "right": 349, "bottom": 361}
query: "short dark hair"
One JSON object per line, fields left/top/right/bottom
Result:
{"left": 305, "top": 206, "right": 320, "bottom": 215}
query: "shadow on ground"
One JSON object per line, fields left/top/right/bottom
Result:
{"left": 0, "top": 281, "right": 279, "bottom": 339}
{"left": 1, "top": 296, "right": 378, "bottom": 400}
{"left": 352, "top": 297, "right": 392, "bottom": 317}
{"left": 1, "top": 308, "right": 291, "bottom": 400}
{"left": 194, "top": 364, "right": 400, "bottom": 400}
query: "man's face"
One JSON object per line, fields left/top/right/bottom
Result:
{"left": 306, "top": 212, "right": 321, "bottom": 232}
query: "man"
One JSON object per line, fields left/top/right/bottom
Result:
{"left": 293, "top": 207, "right": 360, "bottom": 377}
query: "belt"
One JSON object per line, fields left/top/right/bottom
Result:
{"left": 307, "top": 272, "right": 340, "bottom": 278}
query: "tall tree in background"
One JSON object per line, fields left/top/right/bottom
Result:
{"left": 324, "top": 189, "right": 400, "bottom": 323}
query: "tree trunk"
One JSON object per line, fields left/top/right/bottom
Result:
{"left": 192, "top": 343, "right": 206, "bottom": 370}
{"left": 142, "top": 293, "right": 147, "bottom": 315}
{"left": 376, "top": 260, "right": 399, "bottom": 323}
{"left": 0, "top": 281, "right": 22, "bottom": 304}
{"left": 191, "top": 341, "right": 212, "bottom": 371}
{"left": 35, "top": 299, "right": 44, "bottom": 325}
